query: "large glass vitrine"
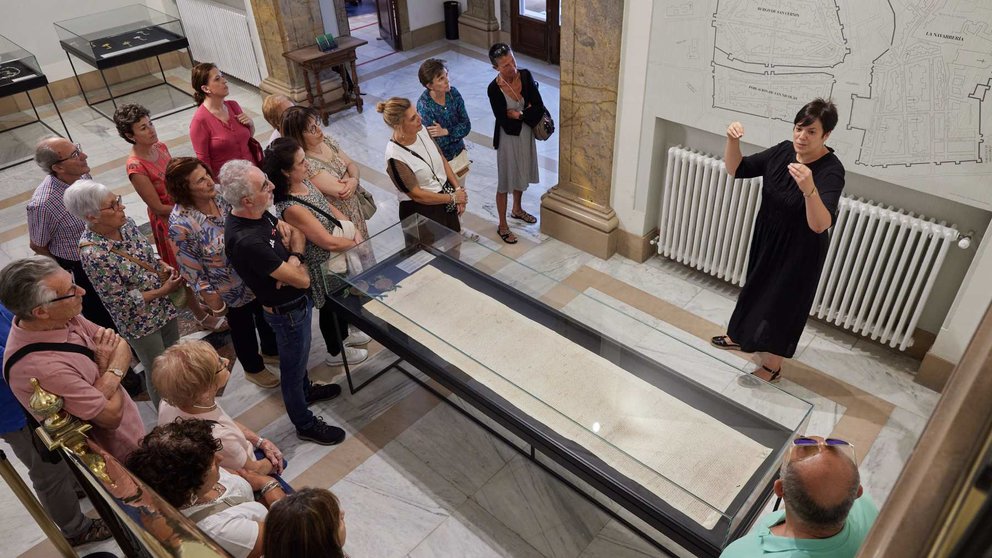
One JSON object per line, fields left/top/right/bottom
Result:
{"left": 54, "top": 4, "right": 194, "bottom": 122}
{"left": 0, "top": 34, "right": 71, "bottom": 170}
{"left": 323, "top": 216, "right": 813, "bottom": 556}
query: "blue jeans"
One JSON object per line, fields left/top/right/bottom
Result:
{"left": 262, "top": 298, "right": 315, "bottom": 431}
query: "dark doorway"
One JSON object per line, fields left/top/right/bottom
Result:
{"left": 374, "top": 0, "right": 402, "bottom": 51}
{"left": 511, "top": 0, "right": 560, "bottom": 63}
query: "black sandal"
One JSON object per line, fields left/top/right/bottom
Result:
{"left": 497, "top": 227, "right": 518, "bottom": 244}
{"left": 711, "top": 335, "right": 741, "bottom": 350}
{"left": 750, "top": 365, "right": 782, "bottom": 383}
{"left": 510, "top": 210, "right": 538, "bottom": 224}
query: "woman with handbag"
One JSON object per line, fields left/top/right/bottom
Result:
{"left": 189, "top": 62, "right": 260, "bottom": 177}
{"left": 487, "top": 43, "right": 544, "bottom": 244}
{"left": 378, "top": 97, "right": 467, "bottom": 231}
{"left": 281, "top": 107, "right": 373, "bottom": 244}
{"left": 64, "top": 180, "right": 182, "bottom": 410}
{"left": 416, "top": 58, "right": 472, "bottom": 188}
{"left": 166, "top": 156, "right": 282, "bottom": 390}
{"left": 114, "top": 103, "right": 227, "bottom": 333}
{"left": 263, "top": 138, "right": 370, "bottom": 367}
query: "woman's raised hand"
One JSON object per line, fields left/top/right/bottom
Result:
{"left": 727, "top": 122, "right": 744, "bottom": 140}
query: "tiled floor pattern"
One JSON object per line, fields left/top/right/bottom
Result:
{"left": 0, "top": 37, "right": 937, "bottom": 557}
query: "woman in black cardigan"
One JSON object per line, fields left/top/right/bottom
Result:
{"left": 487, "top": 43, "right": 545, "bottom": 244}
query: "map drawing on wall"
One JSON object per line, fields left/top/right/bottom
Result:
{"left": 653, "top": 0, "right": 992, "bottom": 209}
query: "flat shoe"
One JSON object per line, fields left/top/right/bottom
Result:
{"left": 510, "top": 210, "right": 537, "bottom": 224}
{"left": 711, "top": 335, "right": 741, "bottom": 350}
{"left": 497, "top": 227, "right": 518, "bottom": 244}
{"left": 67, "top": 518, "right": 112, "bottom": 546}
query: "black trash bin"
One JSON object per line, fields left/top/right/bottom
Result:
{"left": 444, "top": 1, "right": 460, "bottom": 40}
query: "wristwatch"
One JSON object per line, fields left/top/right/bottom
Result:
{"left": 290, "top": 252, "right": 305, "bottom": 260}
{"left": 107, "top": 367, "right": 125, "bottom": 378}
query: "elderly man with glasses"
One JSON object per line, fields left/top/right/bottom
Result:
{"left": 0, "top": 256, "right": 145, "bottom": 463}
{"left": 720, "top": 436, "right": 878, "bottom": 557}
{"left": 27, "top": 137, "right": 119, "bottom": 333}
{"left": 218, "top": 160, "right": 346, "bottom": 447}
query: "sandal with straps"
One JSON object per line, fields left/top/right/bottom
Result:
{"left": 497, "top": 226, "right": 518, "bottom": 244}
{"left": 750, "top": 365, "right": 782, "bottom": 384}
{"left": 510, "top": 210, "right": 538, "bottom": 224}
{"left": 711, "top": 335, "right": 741, "bottom": 350}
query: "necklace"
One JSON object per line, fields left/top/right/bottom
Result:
{"left": 184, "top": 482, "right": 226, "bottom": 509}
{"left": 191, "top": 401, "right": 217, "bottom": 410}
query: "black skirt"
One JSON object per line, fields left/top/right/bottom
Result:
{"left": 399, "top": 200, "right": 461, "bottom": 232}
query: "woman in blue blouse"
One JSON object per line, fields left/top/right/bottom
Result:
{"left": 416, "top": 58, "right": 472, "bottom": 187}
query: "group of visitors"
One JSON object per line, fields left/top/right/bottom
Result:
{"left": 0, "top": 33, "right": 877, "bottom": 557}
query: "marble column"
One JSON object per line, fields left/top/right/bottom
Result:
{"left": 248, "top": 0, "right": 346, "bottom": 102}
{"left": 540, "top": 0, "right": 622, "bottom": 259}
{"left": 459, "top": 0, "right": 501, "bottom": 49}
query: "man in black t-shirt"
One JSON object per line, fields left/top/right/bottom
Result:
{"left": 220, "top": 160, "right": 345, "bottom": 446}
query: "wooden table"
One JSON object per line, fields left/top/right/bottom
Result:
{"left": 283, "top": 36, "right": 368, "bottom": 124}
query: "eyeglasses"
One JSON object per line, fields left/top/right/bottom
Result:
{"left": 37, "top": 272, "right": 80, "bottom": 307}
{"left": 789, "top": 436, "right": 857, "bottom": 466}
{"left": 215, "top": 357, "right": 230, "bottom": 375}
{"left": 54, "top": 143, "right": 83, "bottom": 164}
{"left": 100, "top": 195, "right": 124, "bottom": 212}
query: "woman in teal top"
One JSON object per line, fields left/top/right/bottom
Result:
{"left": 416, "top": 58, "right": 472, "bottom": 186}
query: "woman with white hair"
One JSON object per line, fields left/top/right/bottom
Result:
{"left": 64, "top": 180, "right": 183, "bottom": 409}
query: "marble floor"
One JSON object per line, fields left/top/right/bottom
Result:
{"left": 0, "top": 37, "right": 938, "bottom": 558}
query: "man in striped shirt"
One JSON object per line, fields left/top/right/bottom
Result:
{"left": 27, "top": 137, "right": 116, "bottom": 330}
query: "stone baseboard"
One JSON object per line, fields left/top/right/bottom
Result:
{"left": 617, "top": 227, "right": 658, "bottom": 263}
{"left": 540, "top": 186, "right": 619, "bottom": 260}
{"left": 916, "top": 351, "right": 956, "bottom": 393}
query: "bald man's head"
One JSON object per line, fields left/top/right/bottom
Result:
{"left": 781, "top": 447, "right": 861, "bottom": 533}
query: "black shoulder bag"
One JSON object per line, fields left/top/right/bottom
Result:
{"left": 4, "top": 342, "right": 95, "bottom": 464}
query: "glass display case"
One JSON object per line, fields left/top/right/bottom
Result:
{"left": 323, "top": 216, "right": 814, "bottom": 556}
{"left": 54, "top": 4, "right": 194, "bottom": 121}
{"left": 0, "top": 34, "right": 71, "bottom": 170}
{"left": 0, "top": 36, "right": 45, "bottom": 93}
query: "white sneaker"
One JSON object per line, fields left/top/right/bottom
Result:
{"left": 325, "top": 346, "right": 369, "bottom": 366}
{"left": 344, "top": 326, "right": 371, "bottom": 347}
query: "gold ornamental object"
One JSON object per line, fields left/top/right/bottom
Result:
{"left": 28, "top": 378, "right": 108, "bottom": 483}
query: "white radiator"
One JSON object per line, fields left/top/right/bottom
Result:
{"left": 656, "top": 146, "right": 959, "bottom": 351}
{"left": 176, "top": 0, "right": 262, "bottom": 86}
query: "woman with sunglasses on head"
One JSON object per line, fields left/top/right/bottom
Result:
{"left": 114, "top": 103, "right": 227, "bottom": 333}
{"left": 64, "top": 180, "right": 182, "bottom": 409}
{"left": 281, "top": 106, "right": 371, "bottom": 244}
{"left": 263, "top": 137, "right": 370, "bottom": 367}
{"left": 165, "top": 157, "right": 281, "bottom": 390}
{"left": 190, "top": 63, "right": 257, "bottom": 177}
{"left": 487, "top": 43, "right": 544, "bottom": 244}
{"left": 153, "top": 340, "right": 286, "bottom": 479}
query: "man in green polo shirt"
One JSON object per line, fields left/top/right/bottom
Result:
{"left": 721, "top": 436, "right": 878, "bottom": 557}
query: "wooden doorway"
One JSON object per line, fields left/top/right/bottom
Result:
{"left": 374, "top": 0, "right": 401, "bottom": 50}
{"left": 511, "top": 0, "right": 560, "bottom": 63}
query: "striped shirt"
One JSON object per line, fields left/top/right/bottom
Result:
{"left": 26, "top": 174, "right": 91, "bottom": 261}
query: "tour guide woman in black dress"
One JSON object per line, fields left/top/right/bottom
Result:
{"left": 711, "top": 98, "right": 845, "bottom": 383}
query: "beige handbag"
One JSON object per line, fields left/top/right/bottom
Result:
{"left": 448, "top": 148, "right": 470, "bottom": 178}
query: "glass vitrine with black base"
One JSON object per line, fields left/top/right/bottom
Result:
{"left": 55, "top": 4, "right": 194, "bottom": 122}
{"left": 0, "top": 34, "right": 71, "bottom": 170}
{"left": 322, "top": 215, "right": 814, "bottom": 557}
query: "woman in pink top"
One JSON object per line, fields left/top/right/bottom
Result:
{"left": 153, "top": 339, "right": 285, "bottom": 476}
{"left": 115, "top": 103, "right": 227, "bottom": 333}
{"left": 189, "top": 63, "right": 256, "bottom": 177}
